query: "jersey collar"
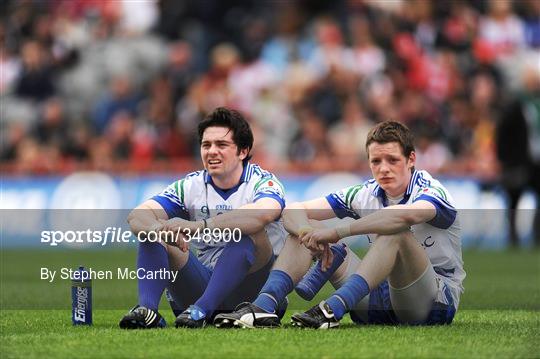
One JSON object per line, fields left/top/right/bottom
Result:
{"left": 204, "top": 163, "right": 250, "bottom": 185}
{"left": 373, "top": 170, "right": 418, "bottom": 207}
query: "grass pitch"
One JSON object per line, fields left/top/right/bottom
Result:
{"left": 1, "top": 249, "right": 539, "bottom": 358}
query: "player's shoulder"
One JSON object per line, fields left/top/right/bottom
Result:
{"left": 246, "top": 163, "right": 285, "bottom": 195}
{"left": 331, "top": 179, "right": 374, "bottom": 209}
{"left": 162, "top": 170, "right": 206, "bottom": 203}
{"left": 178, "top": 170, "right": 205, "bottom": 184}
{"left": 245, "top": 163, "right": 279, "bottom": 182}
{"left": 362, "top": 178, "right": 378, "bottom": 190}
{"left": 412, "top": 170, "right": 454, "bottom": 204}
{"left": 413, "top": 170, "right": 448, "bottom": 191}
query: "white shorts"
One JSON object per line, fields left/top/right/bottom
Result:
{"left": 331, "top": 252, "right": 459, "bottom": 325}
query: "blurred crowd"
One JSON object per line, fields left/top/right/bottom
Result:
{"left": 1, "top": 0, "right": 539, "bottom": 179}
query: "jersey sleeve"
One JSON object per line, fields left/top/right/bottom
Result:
{"left": 151, "top": 179, "right": 190, "bottom": 219}
{"left": 252, "top": 175, "right": 286, "bottom": 209}
{"left": 413, "top": 186, "right": 457, "bottom": 229}
{"left": 325, "top": 184, "right": 363, "bottom": 219}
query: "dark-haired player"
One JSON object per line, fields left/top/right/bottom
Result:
{"left": 120, "top": 107, "right": 287, "bottom": 328}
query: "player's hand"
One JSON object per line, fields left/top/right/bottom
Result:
{"left": 321, "top": 244, "right": 334, "bottom": 272}
{"left": 148, "top": 221, "right": 165, "bottom": 233}
{"left": 175, "top": 232, "right": 190, "bottom": 252}
{"left": 154, "top": 219, "right": 190, "bottom": 251}
{"left": 297, "top": 225, "right": 313, "bottom": 244}
{"left": 301, "top": 228, "right": 340, "bottom": 252}
{"left": 164, "top": 233, "right": 190, "bottom": 252}
{"left": 161, "top": 217, "right": 190, "bottom": 232}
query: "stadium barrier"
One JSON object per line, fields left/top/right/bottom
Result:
{"left": 1, "top": 171, "right": 537, "bottom": 249}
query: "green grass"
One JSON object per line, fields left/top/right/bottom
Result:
{"left": 1, "top": 250, "right": 539, "bottom": 358}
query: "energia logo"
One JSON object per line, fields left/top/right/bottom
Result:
{"left": 74, "top": 287, "right": 88, "bottom": 322}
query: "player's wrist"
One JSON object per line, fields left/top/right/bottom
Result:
{"left": 205, "top": 217, "right": 215, "bottom": 230}
{"left": 193, "top": 220, "right": 205, "bottom": 231}
{"left": 335, "top": 225, "right": 351, "bottom": 239}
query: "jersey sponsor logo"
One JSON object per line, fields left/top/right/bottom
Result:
{"left": 420, "top": 186, "right": 448, "bottom": 201}
{"left": 216, "top": 204, "right": 232, "bottom": 211}
{"left": 253, "top": 177, "right": 284, "bottom": 196}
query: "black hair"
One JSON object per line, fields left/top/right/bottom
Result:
{"left": 198, "top": 107, "right": 254, "bottom": 165}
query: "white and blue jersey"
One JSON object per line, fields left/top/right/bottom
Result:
{"left": 152, "top": 163, "right": 287, "bottom": 268}
{"left": 326, "top": 170, "right": 465, "bottom": 308}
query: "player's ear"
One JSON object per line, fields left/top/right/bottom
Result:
{"left": 238, "top": 147, "right": 249, "bottom": 161}
{"left": 407, "top": 151, "right": 416, "bottom": 170}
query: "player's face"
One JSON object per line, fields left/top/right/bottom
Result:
{"left": 201, "top": 126, "right": 247, "bottom": 181}
{"left": 368, "top": 141, "right": 415, "bottom": 198}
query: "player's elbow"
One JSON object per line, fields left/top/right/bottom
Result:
{"left": 127, "top": 209, "right": 141, "bottom": 232}
{"left": 127, "top": 209, "right": 137, "bottom": 226}
{"left": 399, "top": 209, "right": 434, "bottom": 227}
{"left": 127, "top": 205, "right": 148, "bottom": 232}
{"left": 282, "top": 202, "right": 304, "bottom": 221}
{"left": 285, "top": 202, "right": 305, "bottom": 211}
{"left": 257, "top": 207, "right": 281, "bottom": 225}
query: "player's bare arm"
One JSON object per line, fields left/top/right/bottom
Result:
{"left": 160, "top": 197, "right": 282, "bottom": 235}
{"left": 282, "top": 197, "right": 338, "bottom": 270}
{"left": 282, "top": 197, "right": 336, "bottom": 236}
{"left": 127, "top": 199, "right": 169, "bottom": 236}
{"left": 302, "top": 200, "right": 437, "bottom": 251}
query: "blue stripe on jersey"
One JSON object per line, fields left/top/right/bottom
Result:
{"left": 434, "top": 267, "right": 455, "bottom": 278}
{"left": 325, "top": 194, "right": 360, "bottom": 219}
{"left": 254, "top": 192, "right": 285, "bottom": 210}
{"left": 240, "top": 163, "right": 250, "bottom": 182}
{"left": 414, "top": 194, "right": 456, "bottom": 229}
{"left": 151, "top": 195, "right": 189, "bottom": 219}
{"left": 209, "top": 180, "right": 244, "bottom": 201}
{"left": 405, "top": 171, "right": 418, "bottom": 195}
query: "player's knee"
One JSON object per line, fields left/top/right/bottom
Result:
{"left": 138, "top": 239, "right": 168, "bottom": 250}
{"left": 224, "top": 235, "right": 255, "bottom": 263}
{"left": 225, "top": 235, "right": 255, "bottom": 249}
{"left": 375, "top": 231, "right": 411, "bottom": 246}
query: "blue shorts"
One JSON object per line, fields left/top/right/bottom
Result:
{"left": 350, "top": 279, "right": 457, "bottom": 326}
{"left": 166, "top": 250, "right": 274, "bottom": 319}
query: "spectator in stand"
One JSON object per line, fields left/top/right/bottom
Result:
{"left": 414, "top": 128, "right": 452, "bottom": 174}
{"left": 478, "top": 0, "right": 525, "bottom": 59}
{"left": 521, "top": 0, "right": 540, "bottom": 48}
{"left": 105, "top": 111, "right": 135, "bottom": 160}
{"left": 437, "top": 0, "right": 478, "bottom": 52}
{"left": 92, "top": 75, "right": 141, "bottom": 134}
{"left": 260, "top": 2, "right": 313, "bottom": 76}
{"left": 15, "top": 40, "right": 56, "bottom": 101}
{"left": 166, "top": 41, "right": 196, "bottom": 105}
{"left": 349, "top": 15, "right": 386, "bottom": 79}
{"left": 465, "top": 70, "right": 500, "bottom": 180}
{"left": 289, "top": 106, "right": 333, "bottom": 171}
{"left": 0, "top": 122, "right": 27, "bottom": 161}
{"left": 496, "top": 65, "right": 540, "bottom": 247}
{"left": 307, "top": 17, "right": 356, "bottom": 79}
{"left": 328, "top": 97, "right": 373, "bottom": 171}
{"left": 32, "top": 98, "right": 68, "bottom": 152}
